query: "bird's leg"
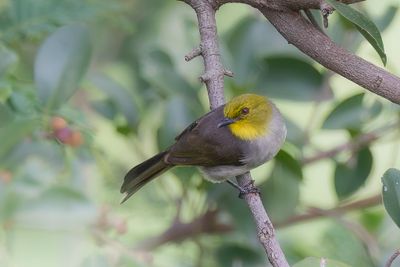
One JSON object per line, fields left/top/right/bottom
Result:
{"left": 226, "top": 179, "right": 243, "bottom": 191}
{"left": 226, "top": 179, "right": 260, "bottom": 199}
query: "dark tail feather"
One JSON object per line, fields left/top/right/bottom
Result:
{"left": 120, "top": 151, "right": 172, "bottom": 203}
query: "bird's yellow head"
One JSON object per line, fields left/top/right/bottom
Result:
{"left": 219, "top": 94, "right": 272, "bottom": 140}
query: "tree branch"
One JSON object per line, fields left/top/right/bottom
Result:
{"left": 217, "top": 0, "right": 365, "bottom": 11}
{"left": 236, "top": 173, "right": 290, "bottom": 267}
{"left": 301, "top": 121, "right": 399, "bottom": 165}
{"left": 275, "top": 194, "right": 381, "bottom": 228}
{"left": 182, "top": 0, "right": 289, "bottom": 266}
{"left": 136, "top": 209, "right": 233, "bottom": 250}
{"left": 259, "top": 9, "right": 400, "bottom": 104}
{"left": 134, "top": 193, "right": 381, "bottom": 250}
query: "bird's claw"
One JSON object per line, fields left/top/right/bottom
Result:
{"left": 226, "top": 179, "right": 260, "bottom": 198}
{"left": 238, "top": 181, "right": 260, "bottom": 199}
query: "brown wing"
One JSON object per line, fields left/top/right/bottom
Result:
{"left": 165, "top": 106, "right": 246, "bottom": 167}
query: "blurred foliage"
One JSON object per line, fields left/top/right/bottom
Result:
{"left": 0, "top": 0, "right": 400, "bottom": 267}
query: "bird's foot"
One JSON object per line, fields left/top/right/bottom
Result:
{"left": 226, "top": 179, "right": 260, "bottom": 199}
{"left": 238, "top": 180, "right": 260, "bottom": 199}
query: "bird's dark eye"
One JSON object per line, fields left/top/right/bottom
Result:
{"left": 241, "top": 107, "right": 249, "bottom": 114}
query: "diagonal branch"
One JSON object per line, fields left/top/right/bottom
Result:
{"left": 260, "top": 9, "right": 400, "bottom": 104}
{"left": 217, "top": 0, "right": 365, "bottom": 11}
{"left": 136, "top": 210, "right": 233, "bottom": 250}
{"left": 181, "top": 0, "right": 289, "bottom": 266}
{"left": 301, "top": 121, "right": 399, "bottom": 165}
{"left": 216, "top": 0, "right": 400, "bottom": 104}
{"left": 275, "top": 194, "right": 381, "bottom": 228}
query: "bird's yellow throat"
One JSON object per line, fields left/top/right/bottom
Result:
{"left": 228, "top": 120, "right": 267, "bottom": 140}
{"left": 223, "top": 94, "right": 273, "bottom": 141}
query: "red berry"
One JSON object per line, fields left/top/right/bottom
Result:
{"left": 55, "top": 127, "right": 73, "bottom": 144}
{"left": 68, "top": 131, "right": 83, "bottom": 147}
{"left": 0, "top": 171, "right": 12, "bottom": 183}
{"left": 51, "top": 116, "right": 67, "bottom": 131}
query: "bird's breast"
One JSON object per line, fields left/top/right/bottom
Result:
{"left": 240, "top": 104, "right": 287, "bottom": 167}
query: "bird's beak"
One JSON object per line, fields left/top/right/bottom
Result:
{"left": 218, "top": 117, "right": 236, "bottom": 128}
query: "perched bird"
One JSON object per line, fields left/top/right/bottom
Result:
{"left": 120, "top": 94, "right": 286, "bottom": 203}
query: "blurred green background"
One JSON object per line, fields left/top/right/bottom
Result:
{"left": 1, "top": 0, "right": 400, "bottom": 266}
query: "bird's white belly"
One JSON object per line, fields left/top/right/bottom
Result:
{"left": 199, "top": 165, "right": 252, "bottom": 182}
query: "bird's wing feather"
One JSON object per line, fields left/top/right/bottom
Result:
{"left": 166, "top": 106, "right": 246, "bottom": 167}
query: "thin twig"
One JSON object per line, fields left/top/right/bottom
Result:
{"left": 136, "top": 209, "right": 232, "bottom": 250}
{"left": 386, "top": 249, "right": 400, "bottom": 267}
{"left": 223, "top": 69, "right": 234, "bottom": 77}
{"left": 276, "top": 194, "right": 382, "bottom": 228}
{"left": 132, "top": 193, "right": 382, "bottom": 249}
{"left": 302, "top": 121, "right": 399, "bottom": 165}
{"left": 185, "top": 46, "right": 202, "bottom": 61}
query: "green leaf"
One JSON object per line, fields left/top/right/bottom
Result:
{"left": 5, "top": 140, "right": 64, "bottom": 171}
{"left": 224, "top": 16, "right": 303, "bottom": 86}
{"left": 322, "top": 93, "right": 379, "bottom": 130}
{"left": 0, "top": 44, "right": 18, "bottom": 77}
{"left": 360, "top": 209, "right": 385, "bottom": 233}
{"left": 8, "top": 90, "right": 37, "bottom": 115}
{"left": 256, "top": 56, "right": 323, "bottom": 101}
{"left": 34, "top": 24, "right": 92, "bottom": 110}
{"left": 157, "top": 96, "right": 198, "bottom": 150}
{"left": 16, "top": 186, "right": 95, "bottom": 229}
{"left": 0, "top": 81, "right": 13, "bottom": 103}
{"left": 139, "top": 48, "right": 198, "bottom": 97}
{"left": 294, "top": 257, "right": 351, "bottom": 267}
{"left": 0, "top": 118, "right": 37, "bottom": 164}
{"left": 261, "top": 151, "right": 301, "bottom": 222}
{"left": 321, "top": 224, "right": 374, "bottom": 266}
{"left": 0, "top": 103, "right": 14, "bottom": 127}
{"left": 382, "top": 168, "right": 400, "bottom": 228}
{"left": 216, "top": 243, "right": 263, "bottom": 266}
{"left": 91, "top": 99, "right": 118, "bottom": 121}
{"left": 91, "top": 74, "right": 139, "bottom": 127}
{"left": 0, "top": 189, "right": 21, "bottom": 221}
{"left": 2, "top": 0, "right": 118, "bottom": 42}
{"left": 275, "top": 150, "right": 303, "bottom": 181}
{"left": 285, "top": 117, "right": 306, "bottom": 146}
{"left": 334, "top": 147, "right": 373, "bottom": 199}
{"left": 325, "top": 0, "right": 386, "bottom": 65}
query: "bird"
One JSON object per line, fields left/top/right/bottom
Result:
{"left": 120, "top": 93, "right": 286, "bottom": 203}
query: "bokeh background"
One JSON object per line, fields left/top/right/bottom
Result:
{"left": 1, "top": 0, "right": 400, "bottom": 266}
